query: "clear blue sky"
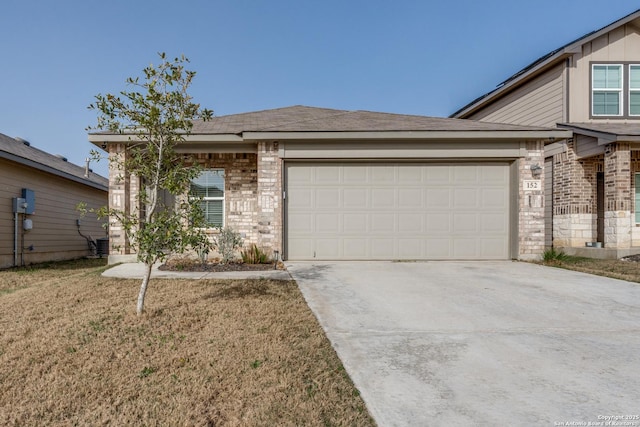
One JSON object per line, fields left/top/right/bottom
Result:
{"left": 0, "top": 0, "right": 636, "bottom": 177}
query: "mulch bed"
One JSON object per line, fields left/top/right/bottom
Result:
{"left": 159, "top": 262, "right": 278, "bottom": 272}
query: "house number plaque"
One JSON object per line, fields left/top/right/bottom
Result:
{"left": 522, "top": 180, "right": 541, "bottom": 191}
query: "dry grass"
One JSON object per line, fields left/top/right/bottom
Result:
{"left": 0, "top": 259, "right": 375, "bottom": 426}
{"left": 540, "top": 255, "right": 640, "bottom": 283}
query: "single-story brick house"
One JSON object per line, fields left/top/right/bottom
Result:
{"left": 0, "top": 133, "right": 108, "bottom": 268}
{"left": 89, "top": 105, "right": 570, "bottom": 262}
{"left": 451, "top": 9, "right": 640, "bottom": 259}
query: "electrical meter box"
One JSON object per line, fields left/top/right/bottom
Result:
{"left": 21, "top": 189, "right": 35, "bottom": 214}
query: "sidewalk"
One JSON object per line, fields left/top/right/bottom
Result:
{"left": 102, "top": 262, "right": 292, "bottom": 281}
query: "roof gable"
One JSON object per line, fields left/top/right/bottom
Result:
{"left": 451, "top": 8, "right": 640, "bottom": 118}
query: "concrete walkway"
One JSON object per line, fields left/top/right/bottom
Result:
{"left": 287, "top": 261, "right": 640, "bottom": 427}
{"left": 102, "top": 262, "right": 292, "bottom": 281}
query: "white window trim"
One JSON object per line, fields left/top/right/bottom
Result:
{"left": 629, "top": 65, "right": 640, "bottom": 117}
{"left": 192, "top": 169, "right": 225, "bottom": 228}
{"left": 592, "top": 64, "right": 624, "bottom": 117}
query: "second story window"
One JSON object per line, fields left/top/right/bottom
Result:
{"left": 631, "top": 65, "right": 640, "bottom": 116}
{"left": 592, "top": 64, "right": 622, "bottom": 116}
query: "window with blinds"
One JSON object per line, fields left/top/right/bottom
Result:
{"left": 190, "top": 169, "right": 225, "bottom": 227}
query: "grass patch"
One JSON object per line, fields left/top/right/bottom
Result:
{"left": 0, "top": 258, "right": 374, "bottom": 426}
{"left": 539, "top": 252, "right": 640, "bottom": 283}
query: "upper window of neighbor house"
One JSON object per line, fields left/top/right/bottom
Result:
{"left": 630, "top": 65, "right": 640, "bottom": 116}
{"left": 190, "top": 169, "right": 225, "bottom": 227}
{"left": 592, "top": 64, "right": 623, "bottom": 116}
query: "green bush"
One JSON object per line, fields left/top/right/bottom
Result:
{"left": 542, "top": 247, "right": 570, "bottom": 263}
{"left": 241, "top": 244, "right": 270, "bottom": 264}
{"left": 213, "top": 227, "right": 243, "bottom": 264}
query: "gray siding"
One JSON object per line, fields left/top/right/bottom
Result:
{"left": 467, "top": 63, "right": 565, "bottom": 127}
{"left": 0, "top": 159, "right": 107, "bottom": 268}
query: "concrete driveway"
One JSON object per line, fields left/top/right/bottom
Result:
{"left": 286, "top": 261, "right": 640, "bottom": 427}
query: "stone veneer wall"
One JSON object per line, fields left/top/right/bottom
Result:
{"left": 551, "top": 139, "right": 600, "bottom": 247}
{"left": 518, "top": 141, "right": 545, "bottom": 259}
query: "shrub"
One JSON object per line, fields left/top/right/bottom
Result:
{"left": 542, "top": 247, "right": 570, "bottom": 263}
{"left": 213, "top": 227, "right": 243, "bottom": 264}
{"left": 241, "top": 244, "right": 270, "bottom": 264}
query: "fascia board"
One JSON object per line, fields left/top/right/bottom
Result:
{"left": 244, "top": 130, "right": 572, "bottom": 141}
{"left": 88, "top": 133, "right": 243, "bottom": 143}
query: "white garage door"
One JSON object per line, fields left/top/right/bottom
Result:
{"left": 286, "top": 162, "right": 511, "bottom": 260}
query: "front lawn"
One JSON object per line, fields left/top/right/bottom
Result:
{"left": 540, "top": 252, "right": 640, "bottom": 283}
{"left": 0, "top": 259, "right": 374, "bottom": 426}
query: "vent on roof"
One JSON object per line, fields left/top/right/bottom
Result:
{"left": 14, "top": 137, "right": 30, "bottom": 146}
{"left": 55, "top": 154, "right": 68, "bottom": 162}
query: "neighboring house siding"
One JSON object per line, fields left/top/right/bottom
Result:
{"left": 569, "top": 23, "right": 640, "bottom": 122}
{"left": 466, "top": 63, "right": 564, "bottom": 127}
{"left": 0, "top": 158, "right": 107, "bottom": 268}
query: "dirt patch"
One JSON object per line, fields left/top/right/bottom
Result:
{"left": 0, "top": 258, "right": 374, "bottom": 426}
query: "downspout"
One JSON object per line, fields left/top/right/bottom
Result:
{"left": 13, "top": 212, "right": 18, "bottom": 267}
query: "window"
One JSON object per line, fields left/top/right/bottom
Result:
{"left": 191, "top": 169, "right": 224, "bottom": 227}
{"left": 630, "top": 65, "right": 640, "bottom": 116}
{"left": 592, "top": 64, "right": 622, "bottom": 116}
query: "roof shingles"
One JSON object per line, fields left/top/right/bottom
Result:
{"left": 0, "top": 133, "right": 108, "bottom": 189}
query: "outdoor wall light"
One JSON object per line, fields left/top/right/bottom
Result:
{"left": 530, "top": 164, "right": 543, "bottom": 178}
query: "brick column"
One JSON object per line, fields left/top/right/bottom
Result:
{"left": 518, "top": 141, "right": 545, "bottom": 260}
{"left": 107, "top": 143, "right": 131, "bottom": 257}
{"left": 256, "top": 141, "right": 282, "bottom": 254}
{"left": 604, "top": 142, "right": 631, "bottom": 249}
{"left": 552, "top": 139, "right": 597, "bottom": 247}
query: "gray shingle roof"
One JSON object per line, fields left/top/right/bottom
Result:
{"left": 559, "top": 122, "right": 640, "bottom": 138}
{"left": 0, "top": 133, "right": 108, "bottom": 190}
{"left": 191, "top": 105, "right": 552, "bottom": 134}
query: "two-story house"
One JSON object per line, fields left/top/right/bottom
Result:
{"left": 452, "top": 9, "right": 640, "bottom": 258}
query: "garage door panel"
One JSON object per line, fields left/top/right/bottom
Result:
{"left": 344, "top": 213, "right": 368, "bottom": 233}
{"left": 343, "top": 239, "right": 367, "bottom": 258}
{"left": 316, "top": 213, "right": 340, "bottom": 233}
{"left": 343, "top": 166, "right": 368, "bottom": 183}
{"left": 481, "top": 188, "right": 508, "bottom": 208}
{"left": 287, "top": 163, "right": 511, "bottom": 260}
{"left": 481, "top": 213, "right": 508, "bottom": 232}
{"left": 372, "top": 189, "right": 395, "bottom": 207}
{"left": 398, "top": 188, "right": 423, "bottom": 208}
{"left": 398, "top": 166, "right": 423, "bottom": 183}
{"left": 371, "top": 166, "right": 395, "bottom": 183}
{"left": 425, "top": 189, "right": 451, "bottom": 208}
{"left": 371, "top": 213, "right": 396, "bottom": 232}
{"left": 453, "top": 213, "right": 479, "bottom": 233}
{"left": 372, "top": 239, "right": 395, "bottom": 257}
{"left": 426, "top": 213, "right": 451, "bottom": 233}
{"left": 343, "top": 188, "right": 368, "bottom": 208}
{"left": 316, "top": 166, "right": 341, "bottom": 184}
{"left": 288, "top": 213, "right": 314, "bottom": 234}
{"left": 453, "top": 188, "right": 478, "bottom": 208}
{"left": 399, "top": 213, "right": 424, "bottom": 233}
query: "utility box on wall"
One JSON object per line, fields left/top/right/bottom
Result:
{"left": 21, "top": 189, "right": 35, "bottom": 214}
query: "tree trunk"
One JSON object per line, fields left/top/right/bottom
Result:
{"left": 137, "top": 262, "right": 153, "bottom": 316}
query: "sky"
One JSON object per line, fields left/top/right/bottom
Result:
{"left": 0, "top": 0, "right": 637, "bottom": 178}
